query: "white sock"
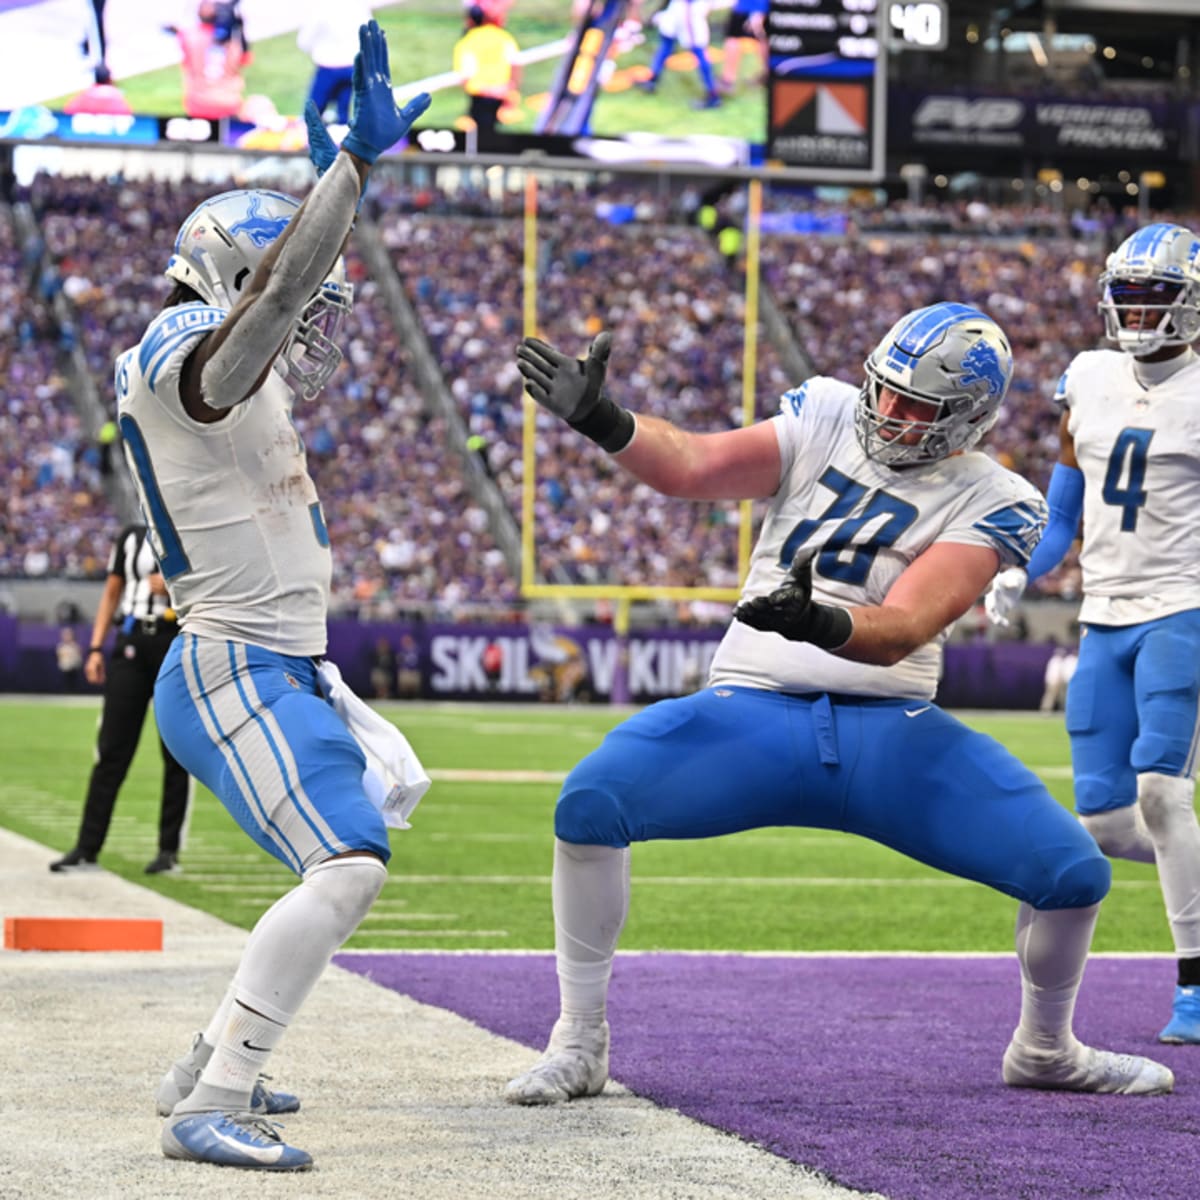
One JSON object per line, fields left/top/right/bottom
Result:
{"left": 1012, "top": 901, "right": 1098, "bottom": 1054}
{"left": 200, "top": 983, "right": 237, "bottom": 1052}
{"left": 1138, "top": 772, "right": 1200, "bottom": 956}
{"left": 553, "top": 839, "right": 629, "bottom": 1025}
{"left": 1079, "top": 806, "right": 1156, "bottom": 864}
{"left": 175, "top": 855, "right": 386, "bottom": 1113}
{"left": 180, "top": 1002, "right": 287, "bottom": 1112}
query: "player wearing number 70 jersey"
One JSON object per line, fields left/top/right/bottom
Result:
{"left": 987, "top": 221, "right": 1200, "bottom": 1046}
{"left": 504, "top": 302, "right": 1173, "bottom": 1108}
{"left": 115, "top": 22, "right": 431, "bottom": 1172}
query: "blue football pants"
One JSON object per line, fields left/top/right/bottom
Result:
{"left": 1066, "top": 610, "right": 1200, "bottom": 816}
{"left": 155, "top": 634, "right": 389, "bottom": 873}
{"left": 554, "top": 687, "right": 1109, "bottom": 911}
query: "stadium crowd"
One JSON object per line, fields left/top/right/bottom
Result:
{"left": 11, "top": 171, "right": 1186, "bottom": 610}
{"left": 23, "top": 173, "right": 518, "bottom": 617}
{"left": 0, "top": 206, "right": 112, "bottom": 579}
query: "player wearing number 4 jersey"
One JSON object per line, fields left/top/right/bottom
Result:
{"left": 987, "top": 222, "right": 1200, "bottom": 1045}
{"left": 505, "top": 302, "right": 1173, "bottom": 1107}
{"left": 115, "top": 22, "right": 431, "bottom": 1171}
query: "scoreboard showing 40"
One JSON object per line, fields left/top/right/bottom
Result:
{"left": 890, "top": 1, "right": 949, "bottom": 51}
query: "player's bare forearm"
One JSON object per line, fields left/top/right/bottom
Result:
{"left": 614, "top": 414, "right": 781, "bottom": 500}
{"left": 834, "top": 604, "right": 943, "bottom": 666}
{"left": 836, "top": 541, "right": 1000, "bottom": 666}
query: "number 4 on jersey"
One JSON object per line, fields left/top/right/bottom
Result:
{"left": 1102, "top": 427, "right": 1154, "bottom": 532}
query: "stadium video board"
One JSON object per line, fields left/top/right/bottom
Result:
{"left": 0, "top": 1, "right": 772, "bottom": 172}
{"left": 766, "top": 0, "right": 886, "bottom": 181}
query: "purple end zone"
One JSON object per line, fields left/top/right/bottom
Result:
{"left": 334, "top": 952, "right": 1199, "bottom": 1200}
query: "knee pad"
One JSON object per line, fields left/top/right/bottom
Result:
{"left": 1034, "top": 849, "right": 1111, "bottom": 910}
{"left": 1079, "top": 806, "right": 1156, "bottom": 864}
{"left": 1137, "top": 772, "right": 1197, "bottom": 841}
{"left": 554, "top": 782, "right": 630, "bottom": 847}
{"left": 303, "top": 854, "right": 388, "bottom": 939}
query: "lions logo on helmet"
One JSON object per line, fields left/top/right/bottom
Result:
{"left": 165, "top": 189, "right": 353, "bottom": 400}
{"left": 1098, "top": 222, "right": 1200, "bottom": 356}
{"left": 857, "top": 302, "right": 1013, "bottom": 468}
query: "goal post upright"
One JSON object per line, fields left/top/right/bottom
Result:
{"left": 518, "top": 172, "right": 771, "bottom": 699}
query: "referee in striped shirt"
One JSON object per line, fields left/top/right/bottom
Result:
{"left": 50, "top": 523, "right": 193, "bottom": 875}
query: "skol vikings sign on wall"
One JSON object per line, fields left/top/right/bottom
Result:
{"left": 424, "top": 627, "right": 723, "bottom": 702}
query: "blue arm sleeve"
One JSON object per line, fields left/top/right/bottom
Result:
{"left": 1026, "top": 463, "right": 1084, "bottom": 583}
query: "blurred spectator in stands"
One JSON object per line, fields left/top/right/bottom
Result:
{"left": 467, "top": 430, "right": 493, "bottom": 478}
{"left": 56, "top": 626, "right": 84, "bottom": 691}
{"left": 1040, "top": 637, "right": 1078, "bottom": 714}
{"left": 396, "top": 632, "right": 423, "bottom": 699}
{"left": 55, "top": 597, "right": 83, "bottom": 625}
{"left": 482, "top": 638, "right": 503, "bottom": 690}
{"left": 368, "top": 635, "right": 398, "bottom": 700}
{"left": 98, "top": 417, "right": 118, "bottom": 477}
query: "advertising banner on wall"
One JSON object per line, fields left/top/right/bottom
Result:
{"left": 889, "top": 88, "right": 1185, "bottom": 162}
{"left": 3, "top": 616, "right": 1058, "bottom": 711}
{"left": 326, "top": 621, "right": 726, "bottom": 705}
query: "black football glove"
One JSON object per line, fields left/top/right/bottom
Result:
{"left": 733, "top": 551, "right": 854, "bottom": 650}
{"left": 515, "top": 332, "right": 636, "bottom": 453}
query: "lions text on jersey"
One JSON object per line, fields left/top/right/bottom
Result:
{"left": 709, "top": 377, "right": 1047, "bottom": 700}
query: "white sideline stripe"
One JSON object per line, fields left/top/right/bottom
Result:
{"left": 430, "top": 769, "right": 567, "bottom": 783}
{"left": 335, "top": 947, "right": 1176, "bottom": 960}
{"left": 382, "top": 874, "right": 1164, "bottom": 889}
{"left": 358, "top": 913, "right": 463, "bottom": 922}
{"left": 346, "top": 929, "right": 512, "bottom": 938}
{"left": 426, "top": 767, "right": 1078, "bottom": 784}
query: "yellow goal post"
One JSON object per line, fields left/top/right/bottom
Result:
{"left": 519, "top": 173, "right": 765, "bottom": 628}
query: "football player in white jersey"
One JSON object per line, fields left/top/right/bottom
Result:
{"left": 988, "top": 222, "right": 1200, "bottom": 1045}
{"left": 116, "top": 23, "right": 430, "bottom": 1171}
{"left": 505, "top": 302, "right": 1174, "bottom": 1106}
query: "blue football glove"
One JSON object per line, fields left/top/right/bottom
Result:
{"left": 341, "top": 19, "right": 432, "bottom": 165}
{"left": 304, "top": 100, "right": 338, "bottom": 177}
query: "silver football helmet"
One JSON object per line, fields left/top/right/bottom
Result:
{"left": 1098, "top": 222, "right": 1200, "bottom": 356}
{"left": 857, "top": 303, "right": 1013, "bottom": 468}
{"left": 165, "top": 189, "right": 353, "bottom": 399}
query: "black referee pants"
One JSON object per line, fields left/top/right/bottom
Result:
{"left": 74, "top": 625, "right": 190, "bottom": 858}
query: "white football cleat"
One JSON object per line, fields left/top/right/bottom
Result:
{"left": 503, "top": 1018, "right": 610, "bottom": 1105}
{"left": 1002, "top": 1036, "right": 1174, "bottom": 1095}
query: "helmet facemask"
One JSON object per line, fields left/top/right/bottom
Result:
{"left": 857, "top": 375, "right": 956, "bottom": 468}
{"left": 1098, "top": 223, "right": 1200, "bottom": 356}
{"left": 856, "top": 303, "right": 1012, "bottom": 469}
{"left": 279, "top": 269, "right": 354, "bottom": 401}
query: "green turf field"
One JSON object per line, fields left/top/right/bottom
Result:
{"left": 46, "top": 2, "right": 765, "bottom": 143}
{"left": 0, "top": 697, "right": 1176, "bottom": 954}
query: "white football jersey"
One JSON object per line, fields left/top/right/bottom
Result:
{"left": 709, "top": 378, "right": 1047, "bottom": 700}
{"left": 1059, "top": 349, "right": 1200, "bottom": 625}
{"left": 115, "top": 303, "right": 332, "bottom": 656}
